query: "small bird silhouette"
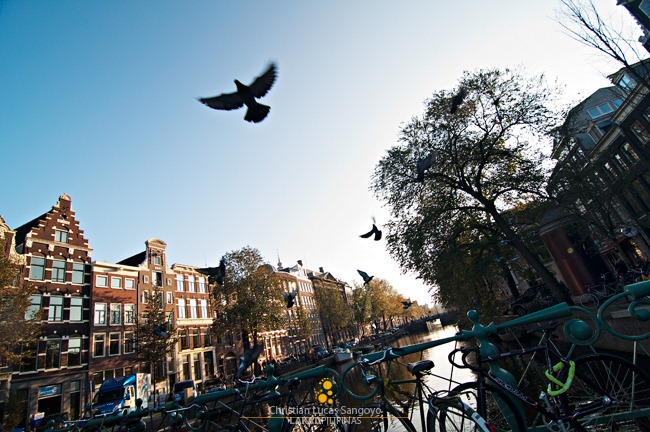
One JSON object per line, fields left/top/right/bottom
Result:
{"left": 416, "top": 150, "right": 438, "bottom": 183}
{"left": 360, "top": 221, "right": 382, "bottom": 241}
{"left": 198, "top": 63, "right": 277, "bottom": 123}
{"left": 357, "top": 270, "right": 374, "bottom": 286}
{"left": 153, "top": 323, "right": 170, "bottom": 339}
{"left": 450, "top": 87, "right": 467, "bottom": 114}
{"left": 284, "top": 290, "right": 298, "bottom": 308}
{"left": 237, "top": 344, "right": 264, "bottom": 379}
{"left": 402, "top": 301, "right": 413, "bottom": 310}
{"left": 197, "top": 256, "right": 227, "bottom": 286}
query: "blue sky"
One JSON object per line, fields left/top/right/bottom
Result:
{"left": 0, "top": 1, "right": 629, "bottom": 306}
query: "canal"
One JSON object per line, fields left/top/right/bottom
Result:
{"left": 336, "top": 323, "right": 476, "bottom": 432}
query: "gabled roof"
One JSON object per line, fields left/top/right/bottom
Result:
{"left": 117, "top": 251, "right": 146, "bottom": 267}
{"left": 13, "top": 212, "right": 47, "bottom": 246}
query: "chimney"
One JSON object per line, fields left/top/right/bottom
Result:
{"left": 297, "top": 260, "right": 303, "bottom": 267}
{"left": 319, "top": 267, "right": 324, "bottom": 273}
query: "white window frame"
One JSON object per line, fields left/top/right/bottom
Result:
{"left": 110, "top": 277, "right": 122, "bottom": 289}
{"left": 94, "top": 302, "right": 107, "bottom": 325}
{"left": 96, "top": 275, "right": 108, "bottom": 288}
{"left": 108, "top": 332, "right": 121, "bottom": 356}
{"left": 110, "top": 303, "right": 122, "bottom": 325}
{"left": 93, "top": 333, "right": 106, "bottom": 357}
{"left": 177, "top": 298, "right": 186, "bottom": 319}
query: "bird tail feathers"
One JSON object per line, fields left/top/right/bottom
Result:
{"left": 245, "top": 103, "right": 270, "bottom": 123}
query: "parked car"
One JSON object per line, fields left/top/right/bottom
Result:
{"left": 508, "top": 285, "right": 555, "bottom": 316}
{"left": 173, "top": 380, "right": 197, "bottom": 405}
{"left": 34, "top": 412, "right": 69, "bottom": 432}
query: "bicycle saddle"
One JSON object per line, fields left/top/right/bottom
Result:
{"left": 407, "top": 359, "right": 434, "bottom": 375}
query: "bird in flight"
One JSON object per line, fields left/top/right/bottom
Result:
{"left": 198, "top": 63, "right": 278, "bottom": 123}
{"left": 402, "top": 301, "right": 413, "bottom": 310}
{"left": 416, "top": 150, "right": 438, "bottom": 183}
{"left": 237, "top": 344, "right": 264, "bottom": 379}
{"left": 154, "top": 323, "right": 170, "bottom": 339}
{"left": 284, "top": 290, "right": 298, "bottom": 308}
{"left": 360, "top": 220, "right": 382, "bottom": 241}
{"left": 449, "top": 87, "right": 467, "bottom": 114}
{"left": 357, "top": 270, "right": 374, "bottom": 286}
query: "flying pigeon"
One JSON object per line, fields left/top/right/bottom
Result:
{"left": 357, "top": 270, "right": 374, "bottom": 286}
{"left": 236, "top": 344, "right": 264, "bottom": 379}
{"left": 416, "top": 150, "right": 438, "bottom": 183}
{"left": 402, "top": 301, "right": 413, "bottom": 310}
{"left": 360, "top": 222, "right": 382, "bottom": 241}
{"left": 197, "top": 256, "right": 227, "bottom": 286}
{"left": 284, "top": 290, "right": 298, "bottom": 308}
{"left": 198, "top": 63, "right": 277, "bottom": 123}
{"left": 450, "top": 87, "right": 467, "bottom": 114}
{"left": 154, "top": 323, "right": 170, "bottom": 339}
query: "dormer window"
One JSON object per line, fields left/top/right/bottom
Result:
{"left": 618, "top": 74, "right": 637, "bottom": 92}
{"left": 587, "top": 102, "right": 617, "bottom": 119}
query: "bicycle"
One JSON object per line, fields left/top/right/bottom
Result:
{"left": 341, "top": 344, "right": 509, "bottom": 432}
{"left": 578, "top": 274, "right": 622, "bottom": 309}
{"left": 448, "top": 290, "right": 650, "bottom": 431}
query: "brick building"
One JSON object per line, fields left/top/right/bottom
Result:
{"left": 8, "top": 194, "right": 92, "bottom": 424}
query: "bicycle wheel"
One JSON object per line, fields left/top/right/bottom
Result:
{"left": 352, "top": 401, "right": 417, "bottom": 432}
{"left": 342, "top": 362, "right": 381, "bottom": 400}
{"left": 427, "top": 399, "right": 491, "bottom": 432}
{"left": 448, "top": 382, "right": 526, "bottom": 432}
{"left": 558, "top": 353, "right": 650, "bottom": 431}
{"left": 578, "top": 293, "right": 599, "bottom": 309}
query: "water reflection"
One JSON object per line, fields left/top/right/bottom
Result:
{"left": 337, "top": 323, "right": 476, "bottom": 432}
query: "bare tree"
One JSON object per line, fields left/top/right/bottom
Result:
{"left": 557, "top": 0, "right": 650, "bottom": 90}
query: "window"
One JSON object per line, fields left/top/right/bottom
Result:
{"left": 166, "top": 292, "right": 172, "bottom": 304}
{"left": 45, "top": 339, "right": 61, "bottom": 369}
{"left": 188, "top": 276, "right": 195, "bottom": 292}
{"left": 198, "top": 277, "right": 206, "bottom": 293}
{"left": 55, "top": 229, "right": 69, "bottom": 243}
{"left": 48, "top": 296, "right": 63, "bottom": 322}
{"left": 177, "top": 298, "right": 186, "bottom": 319}
{"left": 96, "top": 275, "right": 108, "bottom": 288}
{"left": 108, "top": 333, "right": 120, "bottom": 356}
{"left": 72, "top": 263, "right": 84, "bottom": 284}
{"left": 29, "top": 257, "right": 45, "bottom": 280}
{"left": 124, "top": 332, "right": 135, "bottom": 354}
{"left": 52, "top": 260, "right": 66, "bottom": 283}
{"left": 110, "top": 304, "right": 121, "bottom": 325}
{"left": 20, "top": 343, "right": 37, "bottom": 372}
{"left": 200, "top": 299, "right": 208, "bottom": 318}
{"left": 619, "top": 74, "right": 637, "bottom": 92}
{"left": 125, "top": 278, "right": 135, "bottom": 290}
{"left": 94, "top": 303, "right": 107, "bottom": 325}
{"left": 182, "top": 355, "right": 190, "bottom": 379}
{"left": 93, "top": 334, "right": 106, "bottom": 357}
{"left": 632, "top": 120, "right": 650, "bottom": 143}
{"left": 192, "top": 329, "right": 200, "bottom": 347}
{"left": 153, "top": 255, "right": 162, "bottom": 266}
{"left": 124, "top": 304, "right": 135, "bottom": 324}
{"left": 180, "top": 329, "right": 189, "bottom": 350}
{"left": 152, "top": 272, "right": 163, "bottom": 287}
{"left": 176, "top": 275, "right": 184, "bottom": 291}
{"left": 194, "top": 356, "right": 201, "bottom": 381}
{"left": 111, "top": 277, "right": 122, "bottom": 289}
{"left": 68, "top": 337, "right": 82, "bottom": 366}
{"left": 204, "top": 330, "right": 212, "bottom": 347}
{"left": 142, "top": 290, "right": 150, "bottom": 304}
{"left": 70, "top": 297, "right": 83, "bottom": 321}
{"left": 26, "top": 294, "right": 42, "bottom": 320}
{"left": 587, "top": 101, "right": 616, "bottom": 119}
{"left": 189, "top": 299, "right": 198, "bottom": 318}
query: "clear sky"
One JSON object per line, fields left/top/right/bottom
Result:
{"left": 0, "top": 1, "right": 631, "bottom": 306}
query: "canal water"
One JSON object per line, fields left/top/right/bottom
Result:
{"left": 336, "top": 323, "right": 476, "bottom": 432}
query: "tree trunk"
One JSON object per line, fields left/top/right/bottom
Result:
{"left": 488, "top": 202, "right": 573, "bottom": 304}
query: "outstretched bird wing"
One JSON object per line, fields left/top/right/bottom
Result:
{"left": 237, "top": 344, "right": 264, "bottom": 378}
{"left": 357, "top": 269, "right": 373, "bottom": 285}
{"left": 198, "top": 91, "right": 245, "bottom": 111}
{"left": 360, "top": 223, "right": 382, "bottom": 241}
{"left": 248, "top": 63, "right": 277, "bottom": 98}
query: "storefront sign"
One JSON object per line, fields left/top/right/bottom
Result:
{"left": 39, "top": 385, "right": 61, "bottom": 398}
